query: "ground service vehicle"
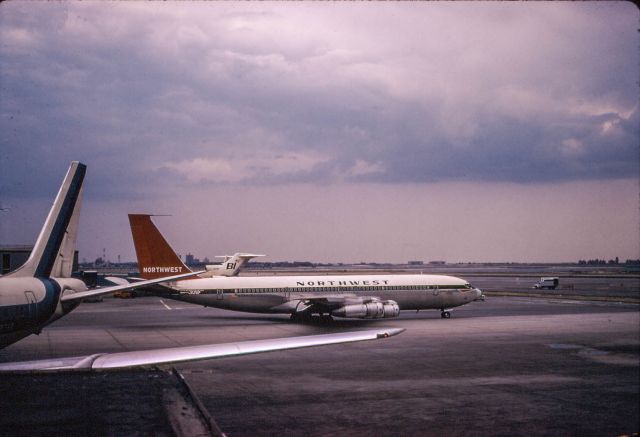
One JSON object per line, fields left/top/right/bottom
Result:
{"left": 533, "top": 277, "right": 559, "bottom": 290}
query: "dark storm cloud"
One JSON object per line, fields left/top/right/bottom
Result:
{"left": 0, "top": 2, "right": 637, "bottom": 199}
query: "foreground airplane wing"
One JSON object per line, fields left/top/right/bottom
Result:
{"left": 0, "top": 328, "right": 404, "bottom": 371}
{"left": 60, "top": 271, "right": 205, "bottom": 302}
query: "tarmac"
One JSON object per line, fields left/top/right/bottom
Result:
{"left": 0, "top": 368, "right": 221, "bottom": 436}
{"left": 0, "top": 280, "right": 638, "bottom": 436}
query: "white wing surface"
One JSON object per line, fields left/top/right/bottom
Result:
{"left": 0, "top": 328, "right": 404, "bottom": 371}
{"left": 60, "top": 271, "right": 204, "bottom": 302}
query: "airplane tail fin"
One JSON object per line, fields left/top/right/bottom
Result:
{"left": 7, "top": 161, "right": 86, "bottom": 279}
{"left": 128, "top": 214, "right": 192, "bottom": 279}
{"left": 203, "top": 253, "right": 265, "bottom": 277}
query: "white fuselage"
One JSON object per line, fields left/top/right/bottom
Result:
{"left": 0, "top": 276, "right": 86, "bottom": 347}
{"left": 160, "top": 273, "right": 482, "bottom": 315}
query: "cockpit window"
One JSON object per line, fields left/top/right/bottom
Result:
{"left": 464, "top": 283, "right": 472, "bottom": 289}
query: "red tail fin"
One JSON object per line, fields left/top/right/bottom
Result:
{"left": 128, "top": 214, "right": 192, "bottom": 279}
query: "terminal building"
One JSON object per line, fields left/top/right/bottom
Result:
{"left": 1, "top": 245, "right": 78, "bottom": 275}
{"left": 1, "top": 245, "right": 32, "bottom": 275}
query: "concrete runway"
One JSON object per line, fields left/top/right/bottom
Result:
{"left": 1, "top": 296, "right": 638, "bottom": 436}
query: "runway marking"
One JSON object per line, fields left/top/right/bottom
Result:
{"left": 159, "top": 300, "right": 172, "bottom": 310}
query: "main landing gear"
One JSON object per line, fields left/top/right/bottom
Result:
{"left": 440, "top": 309, "right": 451, "bottom": 319}
{"left": 290, "top": 312, "right": 309, "bottom": 322}
{"left": 290, "top": 312, "right": 333, "bottom": 324}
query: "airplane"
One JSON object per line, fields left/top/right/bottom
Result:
{"left": 0, "top": 162, "right": 202, "bottom": 349}
{"left": 201, "top": 253, "right": 265, "bottom": 277}
{"left": 128, "top": 214, "right": 485, "bottom": 321}
{"left": 0, "top": 161, "right": 404, "bottom": 369}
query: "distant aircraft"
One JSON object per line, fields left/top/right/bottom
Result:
{"left": 128, "top": 214, "right": 484, "bottom": 320}
{"left": 0, "top": 162, "right": 200, "bottom": 349}
{"left": 201, "top": 253, "right": 265, "bottom": 277}
{"left": 0, "top": 162, "right": 404, "bottom": 369}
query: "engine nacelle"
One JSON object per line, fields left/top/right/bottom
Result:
{"left": 331, "top": 300, "right": 400, "bottom": 319}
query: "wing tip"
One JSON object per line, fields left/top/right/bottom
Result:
{"left": 376, "top": 328, "right": 406, "bottom": 339}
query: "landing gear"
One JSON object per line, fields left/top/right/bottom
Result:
{"left": 291, "top": 301, "right": 314, "bottom": 322}
{"left": 319, "top": 314, "right": 334, "bottom": 324}
{"left": 290, "top": 312, "right": 307, "bottom": 322}
{"left": 290, "top": 312, "right": 333, "bottom": 324}
{"left": 440, "top": 310, "right": 451, "bottom": 319}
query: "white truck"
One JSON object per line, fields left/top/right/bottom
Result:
{"left": 533, "top": 277, "right": 559, "bottom": 290}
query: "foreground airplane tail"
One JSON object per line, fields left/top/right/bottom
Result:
{"left": 128, "top": 214, "right": 192, "bottom": 279}
{"left": 6, "top": 161, "right": 86, "bottom": 279}
{"left": 50, "top": 182, "right": 83, "bottom": 278}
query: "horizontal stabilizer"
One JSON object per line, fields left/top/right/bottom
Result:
{"left": 214, "top": 254, "right": 266, "bottom": 259}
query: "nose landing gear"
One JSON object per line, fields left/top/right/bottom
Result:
{"left": 440, "top": 309, "right": 451, "bottom": 319}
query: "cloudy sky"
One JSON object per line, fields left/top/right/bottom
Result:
{"left": 0, "top": 2, "right": 638, "bottom": 263}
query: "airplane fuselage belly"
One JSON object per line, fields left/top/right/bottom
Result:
{"left": 0, "top": 277, "right": 86, "bottom": 347}
{"left": 0, "top": 278, "right": 60, "bottom": 337}
{"left": 174, "top": 292, "right": 288, "bottom": 313}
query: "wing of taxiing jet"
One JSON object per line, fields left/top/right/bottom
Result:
{"left": 0, "top": 328, "right": 404, "bottom": 371}
{"left": 59, "top": 270, "right": 205, "bottom": 302}
{"left": 273, "top": 294, "right": 380, "bottom": 311}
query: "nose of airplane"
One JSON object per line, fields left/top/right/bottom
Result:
{"left": 474, "top": 288, "right": 485, "bottom": 301}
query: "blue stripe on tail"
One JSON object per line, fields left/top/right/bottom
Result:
{"left": 34, "top": 163, "right": 86, "bottom": 278}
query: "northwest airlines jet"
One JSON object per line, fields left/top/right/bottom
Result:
{"left": 129, "top": 215, "right": 484, "bottom": 320}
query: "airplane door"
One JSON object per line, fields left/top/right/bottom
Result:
{"left": 24, "top": 291, "right": 37, "bottom": 320}
{"left": 285, "top": 287, "right": 291, "bottom": 300}
{"left": 216, "top": 289, "right": 223, "bottom": 300}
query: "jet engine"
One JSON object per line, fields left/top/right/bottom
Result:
{"left": 331, "top": 300, "right": 400, "bottom": 319}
